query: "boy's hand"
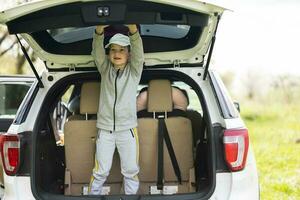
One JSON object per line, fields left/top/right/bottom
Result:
{"left": 126, "top": 24, "right": 138, "bottom": 35}
{"left": 95, "top": 25, "right": 109, "bottom": 35}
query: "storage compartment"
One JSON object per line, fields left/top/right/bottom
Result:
{"left": 32, "top": 71, "right": 215, "bottom": 199}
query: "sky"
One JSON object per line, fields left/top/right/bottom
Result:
{"left": 212, "top": 0, "right": 300, "bottom": 76}
{"left": 1, "top": 0, "right": 300, "bottom": 76}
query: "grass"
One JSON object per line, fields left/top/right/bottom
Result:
{"left": 241, "top": 102, "right": 300, "bottom": 200}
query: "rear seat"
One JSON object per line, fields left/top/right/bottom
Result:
{"left": 64, "top": 82, "right": 122, "bottom": 195}
{"left": 137, "top": 79, "right": 195, "bottom": 194}
{"left": 66, "top": 95, "right": 85, "bottom": 121}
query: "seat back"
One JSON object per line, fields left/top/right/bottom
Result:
{"left": 64, "top": 82, "right": 122, "bottom": 195}
{"left": 186, "top": 110, "right": 203, "bottom": 147}
{"left": 138, "top": 80, "right": 195, "bottom": 194}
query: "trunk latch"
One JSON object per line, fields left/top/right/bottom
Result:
{"left": 173, "top": 59, "right": 180, "bottom": 68}
{"left": 69, "top": 64, "right": 76, "bottom": 72}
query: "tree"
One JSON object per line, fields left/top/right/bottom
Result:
{"left": 220, "top": 70, "right": 235, "bottom": 90}
{"left": 0, "top": 0, "right": 35, "bottom": 74}
{"left": 272, "top": 74, "right": 300, "bottom": 104}
{"left": 241, "top": 68, "right": 270, "bottom": 101}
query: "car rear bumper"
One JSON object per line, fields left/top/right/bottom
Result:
{"left": 211, "top": 147, "right": 259, "bottom": 200}
{"left": 2, "top": 176, "right": 34, "bottom": 200}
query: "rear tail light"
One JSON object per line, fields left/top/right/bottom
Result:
{"left": 223, "top": 129, "right": 249, "bottom": 171}
{"left": 0, "top": 134, "right": 20, "bottom": 175}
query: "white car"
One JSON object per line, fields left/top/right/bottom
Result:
{"left": 0, "top": 0, "right": 259, "bottom": 200}
{"left": 0, "top": 75, "right": 33, "bottom": 195}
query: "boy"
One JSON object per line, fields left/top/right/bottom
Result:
{"left": 89, "top": 24, "right": 144, "bottom": 195}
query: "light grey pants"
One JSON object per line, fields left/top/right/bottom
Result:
{"left": 89, "top": 128, "right": 139, "bottom": 195}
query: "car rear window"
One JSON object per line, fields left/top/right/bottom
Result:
{"left": 31, "top": 24, "right": 201, "bottom": 54}
{"left": 49, "top": 24, "right": 191, "bottom": 43}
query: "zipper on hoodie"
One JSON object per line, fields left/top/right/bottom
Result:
{"left": 113, "top": 69, "right": 120, "bottom": 131}
{"left": 130, "top": 129, "right": 135, "bottom": 138}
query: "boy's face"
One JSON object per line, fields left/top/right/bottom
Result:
{"left": 109, "top": 44, "right": 130, "bottom": 69}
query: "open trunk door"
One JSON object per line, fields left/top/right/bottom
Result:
{"left": 0, "top": 0, "right": 226, "bottom": 73}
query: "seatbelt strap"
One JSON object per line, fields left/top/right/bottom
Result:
{"left": 157, "top": 117, "right": 164, "bottom": 190}
{"left": 157, "top": 117, "right": 182, "bottom": 190}
{"left": 161, "top": 118, "right": 182, "bottom": 184}
{"left": 138, "top": 109, "right": 184, "bottom": 189}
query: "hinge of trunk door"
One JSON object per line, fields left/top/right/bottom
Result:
{"left": 69, "top": 64, "right": 76, "bottom": 72}
{"left": 173, "top": 59, "right": 180, "bottom": 68}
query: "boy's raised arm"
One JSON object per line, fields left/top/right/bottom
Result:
{"left": 127, "top": 24, "right": 144, "bottom": 78}
{"left": 92, "top": 25, "right": 108, "bottom": 74}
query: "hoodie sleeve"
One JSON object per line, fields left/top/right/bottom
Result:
{"left": 129, "top": 32, "right": 144, "bottom": 78}
{"left": 91, "top": 32, "right": 109, "bottom": 74}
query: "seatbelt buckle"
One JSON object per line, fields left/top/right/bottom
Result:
{"left": 156, "top": 182, "right": 164, "bottom": 190}
{"left": 163, "top": 185, "right": 178, "bottom": 194}
{"left": 82, "top": 185, "right": 89, "bottom": 195}
{"left": 150, "top": 185, "right": 178, "bottom": 195}
{"left": 153, "top": 111, "right": 168, "bottom": 119}
{"left": 150, "top": 186, "right": 162, "bottom": 194}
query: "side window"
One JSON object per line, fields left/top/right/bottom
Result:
{"left": 172, "top": 82, "right": 202, "bottom": 113}
{"left": 0, "top": 83, "right": 31, "bottom": 117}
{"left": 14, "top": 81, "right": 38, "bottom": 124}
{"left": 210, "top": 72, "right": 238, "bottom": 118}
{"left": 52, "top": 85, "right": 75, "bottom": 146}
{"left": 61, "top": 85, "right": 74, "bottom": 104}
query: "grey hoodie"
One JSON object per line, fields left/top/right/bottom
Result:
{"left": 92, "top": 31, "right": 144, "bottom": 131}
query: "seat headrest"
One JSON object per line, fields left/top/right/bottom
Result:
{"left": 148, "top": 79, "right": 172, "bottom": 112}
{"left": 80, "top": 82, "right": 100, "bottom": 114}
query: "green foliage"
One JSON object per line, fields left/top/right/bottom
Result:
{"left": 241, "top": 102, "right": 300, "bottom": 200}
{"left": 0, "top": 55, "right": 31, "bottom": 75}
{"left": 0, "top": 54, "right": 42, "bottom": 75}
